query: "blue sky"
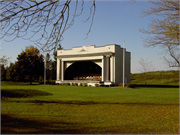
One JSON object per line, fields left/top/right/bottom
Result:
{"left": 0, "top": 0, "right": 177, "bottom": 73}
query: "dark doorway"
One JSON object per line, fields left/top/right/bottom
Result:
{"left": 64, "top": 61, "right": 101, "bottom": 81}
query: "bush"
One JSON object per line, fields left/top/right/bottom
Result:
{"left": 51, "top": 81, "right": 55, "bottom": 85}
{"left": 84, "top": 83, "right": 88, "bottom": 87}
{"left": 118, "top": 83, "right": 122, "bottom": 86}
{"left": 126, "top": 83, "right": 135, "bottom": 88}
{"left": 79, "top": 83, "right": 83, "bottom": 86}
{"left": 110, "top": 84, "right": 115, "bottom": 87}
{"left": 39, "top": 76, "right": 43, "bottom": 84}
{"left": 74, "top": 83, "right": 78, "bottom": 86}
{"left": 95, "top": 84, "right": 99, "bottom": 87}
{"left": 118, "top": 83, "right": 127, "bottom": 87}
{"left": 39, "top": 81, "right": 44, "bottom": 84}
{"left": 62, "top": 83, "right": 70, "bottom": 86}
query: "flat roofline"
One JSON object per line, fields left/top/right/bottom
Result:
{"left": 56, "top": 51, "right": 114, "bottom": 58}
{"left": 59, "top": 44, "right": 122, "bottom": 51}
{"left": 72, "top": 45, "right": 95, "bottom": 49}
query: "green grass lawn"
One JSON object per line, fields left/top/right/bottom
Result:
{"left": 131, "top": 70, "right": 179, "bottom": 85}
{"left": 1, "top": 82, "right": 179, "bottom": 134}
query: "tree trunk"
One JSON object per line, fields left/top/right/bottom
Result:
{"left": 30, "top": 75, "right": 32, "bottom": 85}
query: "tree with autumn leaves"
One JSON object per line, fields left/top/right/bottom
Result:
{"left": 14, "top": 46, "right": 44, "bottom": 84}
{"left": 1, "top": 45, "right": 62, "bottom": 83}
{"left": 140, "top": 0, "right": 179, "bottom": 67}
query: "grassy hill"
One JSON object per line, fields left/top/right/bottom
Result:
{"left": 131, "top": 70, "right": 179, "bottom": 85}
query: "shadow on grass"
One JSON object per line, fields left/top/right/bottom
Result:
{"left": 2, "top": 114, "right": 119, "bottom": 134}
{"left": 5, "top": 99, "right": 178, "bottom": 106}
{"left": 1, "top": 81, "right": 40, "bottom": 86}
{"left": 2, "top": 112, "right": 178, "bottom": 134}
{"left": 1, "top": 89, "right": 53, "bottom": 99}
{"left": 1, "top": 114, "right": 85, "bottom": 134}
{"left": 133, "top": 84, "right": 179, "bottom": 88}
{"left": 1, "top": 113, "right": 157, "bottom": 134}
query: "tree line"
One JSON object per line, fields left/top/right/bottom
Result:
{"left": 1, "top": 45, "right": 62, "bottom": 84}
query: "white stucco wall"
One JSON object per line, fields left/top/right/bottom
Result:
{"left": 56, "top": 44, "right": 131, "bottom": 85}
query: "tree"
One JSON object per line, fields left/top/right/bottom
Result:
{"left": 50, "top": 44, "right": 63, "bottom": 80}
{"left": 50, "top": 61, "right": 56, "bottom": 80}
{"left": 14, "top": 46, "right": 44, "bottom": 84}
{"left": 1, "top": 64, "right": 7, "bottom": 81}
{"left": 140, "top": 0, "right": 179, "bottom": 67}
{"left": 6, "top": 62, "right": 16, "bottom": 81}
{"left": 0, "top": 0, "right": 96, "bottom": 51}
{"left": 45, "top": 53, "right": 52, "bottom": 82}
{"left": 0, "top": 56, "right": 10, "bottom": 66}
{"left": 139, "top": 58, "right": 155, "bottom": 85}
{"left": 53, "top": 43, "right": 63, "bottom": 61}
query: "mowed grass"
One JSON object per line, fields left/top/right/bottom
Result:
{"left": 131, "top": 70, "right": 179, "bottom": 85}
{"left": 1, "top": 82, "right": 179, "bottom": 134}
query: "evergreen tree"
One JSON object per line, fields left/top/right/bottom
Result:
{"left": 51, "top": 44, "right": 63, "bottom": 80}
{"left": 45, "top": 53, "right": 52, "bottom": 82}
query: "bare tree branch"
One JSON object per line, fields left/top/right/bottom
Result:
{"left": 0, "top": 0, "right": 96, "bottom": 52}
{"left": 140, "top": 0, "right": 179, "bottom": 67}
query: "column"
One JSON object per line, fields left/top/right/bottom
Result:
{"left": 59, "top": 59, "right": 61, "bottom": 80}
{"left": 101, "top": 56, "right": 104, "bottom": 82}
{"left": 61, "top": 60, "right": 64, "bottom": 81}
{"left": 106, "top": 55, "right": 111, "bottom": 82}
{"left": 56, "top": 58, "right": 59, "bottom": 80}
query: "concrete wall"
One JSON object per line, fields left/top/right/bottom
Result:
{"left": 56, "top": 44, "right": 131, "bottom": 85}
{"left": 57, "top": 45, "right": 115, "bottom": 56}
{"left": 114, "top": 45, "right": 123, "bottom": 84}
{"left": 114, "top": 45, "right": 131, "bottom": 85}
{"left": 110, "top": 55, "right": 115, "bottom": 83}
{"left": 125, "top": 52, "right": 131, "bottom": 83}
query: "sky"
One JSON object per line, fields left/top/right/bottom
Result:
{"left": 0, "top": 0, "right": 178, "bottom": 73}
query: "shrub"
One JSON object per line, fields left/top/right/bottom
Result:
{"left": 126, "top": 83, "right": 135, "bottom": 88}
{"left": 56, "top": 83, "right": 60, "bottom": 85}
{"left": 71, "top": 83, "right": 75, "bottom": 86}
{"left": 39, "top": 81, "right": 44, "bottom": 84}
{"left": 79, "top": 83, "right": 83, "bottom": 86}
{"left": 74, "top": 83, "right": 78, "bottom": 86}
{"left": 63, "top": 83, "right": 70, "bottom": 86}
{"left": 84, "top": 83, "right": 88, "bottom": 87}
{"left": 118, "top": 83, "right": 127, "bottom": 87}
{"left": 51, "top": 81, "right": 55, "bottom": 85}
{"left": 110, "top": 84, "right": 115, "bottom": 87}
{"left": 39, "top": 76, "right": 43, "bottom": 84}
{"left": 95, "top": 84, "right": 99, "bottom": 87}
{"left": 118, "top": 83, "right": 122, "bottom": 86}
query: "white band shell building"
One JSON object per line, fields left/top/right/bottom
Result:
{"left": 56, "top": 44, "right": 131, "bottom": 86}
